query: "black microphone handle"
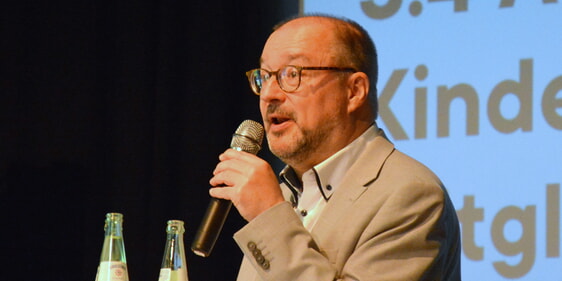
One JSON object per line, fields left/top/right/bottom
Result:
{"left": 191, "top": 197, "right": 232, "bottom": 257}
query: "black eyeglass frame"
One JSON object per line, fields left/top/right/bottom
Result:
{"left": 245, "top": 65, "right": 357, "bottom": 95}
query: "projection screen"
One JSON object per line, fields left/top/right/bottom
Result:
{"left": 300, "top": 1, "right": 561, "bottom": 280}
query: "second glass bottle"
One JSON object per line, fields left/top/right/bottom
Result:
{"left": 158, "top": 220, "right": 189, "bottom": 281}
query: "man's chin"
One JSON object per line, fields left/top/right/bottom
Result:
{"left": 266, "top": 128, "right": 289, "bottom": 142}
{"left": 268, "top": 142, "right": 296, "bottom": 159}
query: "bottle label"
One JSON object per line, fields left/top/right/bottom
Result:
{"left": 158, "top": 268, "right": 171, "bottom": 281}
{"left": 158, "top": 268, "right": 189, "bottom": 281}
{"left": 96, "top": 261, "right": 129, "bottom": 281}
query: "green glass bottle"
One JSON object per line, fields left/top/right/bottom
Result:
{"left": 158, "top": 220, "right": 189, "bottom": 281}
{"left": 95, "top": 213, "right": 129, "bottom": 281}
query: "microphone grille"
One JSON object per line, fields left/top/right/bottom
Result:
{"left": 231, "top": 120, "right": 264, "bottom": 155}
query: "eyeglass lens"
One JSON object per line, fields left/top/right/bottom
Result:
{"left": 249, "top": 66, "right": 301, "bottom": 95}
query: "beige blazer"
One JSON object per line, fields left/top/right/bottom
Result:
{"left": 234, "top": 129, "right": 461, "bottom": 281}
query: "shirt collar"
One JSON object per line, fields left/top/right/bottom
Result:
{"left": 280, "top": 122, "right": 379, "bottom": 205}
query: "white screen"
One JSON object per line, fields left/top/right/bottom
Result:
{"left": 301, "top": 1, "right": 562, "bottom": 280}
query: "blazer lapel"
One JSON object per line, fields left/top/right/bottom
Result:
{"left": 311, "top": 129, "right": 395, "bottom": 246}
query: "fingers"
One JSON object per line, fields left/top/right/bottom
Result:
{"left": 217, "top": 148, "right": 256, "bottom": 164}
{"left": 208, "top": 148, "right": 252, "bottom": 199}
{"left": 211, "top": 148, "right": 257, "bottom": 183}
{"left": 209, "top": 185, "right": 233, "bottom": 200}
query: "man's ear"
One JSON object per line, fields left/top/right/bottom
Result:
{"left": 346, "top": 72, "right": 370, "bottom": 113}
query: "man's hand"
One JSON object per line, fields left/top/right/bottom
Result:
{"left": 209, "top": 148, "right": 285, "bottom": 221}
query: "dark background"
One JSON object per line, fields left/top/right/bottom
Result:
{"left": 0, "top": 1, "right": 298, "bottom": 280}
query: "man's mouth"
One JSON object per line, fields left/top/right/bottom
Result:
{"left": 267, "top": 113, "right": 294, "bottom": 134}
{"left": 266, "top": 105, "right": 294, "bottom": 130}
{"left": 271, "top": 116, "right": 290, "bottom": 125}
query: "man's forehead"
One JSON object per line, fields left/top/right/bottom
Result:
{"left": 261, "top": 22, "right": 337, "bottom": 64}
{"left": 259, "top": 53, "right": 313, "bottom": 69}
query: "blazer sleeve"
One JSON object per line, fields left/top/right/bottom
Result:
{"left": 233, "top": 201, "right": 339, "bottom": 280}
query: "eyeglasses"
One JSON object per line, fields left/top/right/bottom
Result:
{"left": 245, "top": 65, "right": 357, "bottom": 95}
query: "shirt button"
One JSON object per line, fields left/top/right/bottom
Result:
{"left": 300, "top": 209, "right": 308, "bottom": 216}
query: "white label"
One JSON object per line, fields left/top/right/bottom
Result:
{"left": 158, "top": 268, "right": 171, "bottom": 281}
{"left": 158, "top": 267, "right": 189, "bottom": 281}
{"left": 96, "top": 261, "right": 129, "bottom": 281}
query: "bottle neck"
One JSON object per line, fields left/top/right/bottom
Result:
{"left": 104, "top": 213, "right": 124, "bottom": 237}
{"left": 99, "top": 213, "right": 127, "bottom": 263}
{"left": 105, "top": 220, "right": 123, "bottom": 237}
{"left": 161, "top": 220, "right": 187, "bottom": 270}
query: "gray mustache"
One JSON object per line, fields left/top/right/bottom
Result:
{"left": 266, "top": 104, "right": 295, "bottom": 120}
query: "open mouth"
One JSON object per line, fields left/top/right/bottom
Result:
{"left": 271, "top": 116, "right": 290, "bottom": 125}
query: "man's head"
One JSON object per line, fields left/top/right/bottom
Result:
{"left": 251, "top": 15, "right": 378, "bottom": 174}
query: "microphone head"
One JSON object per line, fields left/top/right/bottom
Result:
{"left": 231, "top": 120, "right": 264, "bottom": 155}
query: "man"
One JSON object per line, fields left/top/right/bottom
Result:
{"left": 209, "top": 15, "right": 461, "bottom": 281}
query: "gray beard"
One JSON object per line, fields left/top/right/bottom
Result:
{"left": 269, "top": 122, "right": 333, "bottom": 167}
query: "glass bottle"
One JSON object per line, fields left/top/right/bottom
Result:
{"left": 158, "top": 220, "right": 189, "bottom": 281}
{"left": 95, "top": 213, "right": 129, "bottom": 281}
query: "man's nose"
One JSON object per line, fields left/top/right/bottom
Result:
{"left": 259, "top": 77, "right": 286, "bottom": 102}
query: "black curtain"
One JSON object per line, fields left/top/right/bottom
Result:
{"left": 0, "top": 1, "right": 297, "bottom": 280}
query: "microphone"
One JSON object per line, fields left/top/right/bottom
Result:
{"left": 191, "top": 120, "right": 264, "bottom": 257}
